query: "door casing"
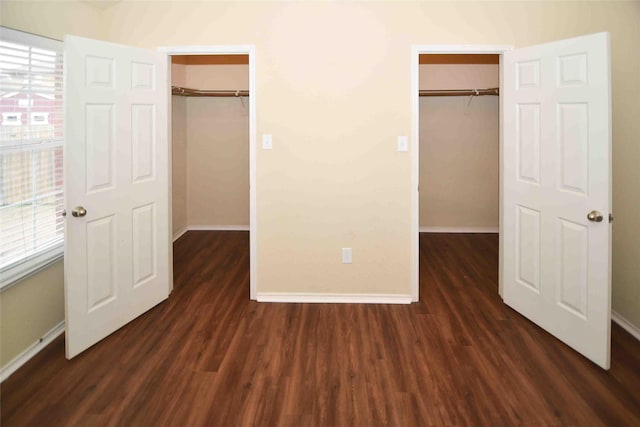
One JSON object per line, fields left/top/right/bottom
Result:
{"left": 159, "top": 45, "right": 258, "bottom": 299}
{"left": 410, "top": 44, "right": 513, "bottom": 302}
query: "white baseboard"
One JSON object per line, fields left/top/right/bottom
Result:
{"left": 257, "top": 293, "right": 412, "bottom": 304}
{"left": 173, "top": 225, "right": 250, "bottom": 242}
{"left": 420, "top": 226, "right": 499, "bottom": 233}
{"left": 173, "top": 226, "right": 188, "bottom": 242}
{"left": 612, "top": 311, "right": 640, "bottom": 342}
{"left": 188, "top": 225, "right": 249, "bottom": 232}
{"left": 1, "top": 321, "right": 65, "bottom": 383}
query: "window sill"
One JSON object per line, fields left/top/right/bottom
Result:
{"left": 0, "top": 244, "right": 64, "bottom": 291}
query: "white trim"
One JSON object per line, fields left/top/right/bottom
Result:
{"left": 166, "top": 54, "right": 174, "bottom": 293}
{"left": 173, "top": 225, "right": 251, "bottom": 242}
{"left": 172, "top": 226, "right": 188, "bottom": 242}
{"left": 162, "top": 44, "right": 257, "bottom": 301}
{"left": 159, "top": 45, "right": 254, "bottom": 55}
{"left": 0, "top": 243, "right": 64, "bottom": 291}
{"left": 498, "top": 53, "right": 505, "bottom": 298}
{"left": 411, "top": 47, "right": 420, "bottom": 302}
{"left": 414, "top": 44, "right": 513, "bottom": 54}
{"left": 187, "top": 225, "right": 249, "bottom": 232}
{"left": 248, "top": 47, "right": 257, "bottom": 301}
{"left": 257, "top": 293, "right": 412, "bottom": 304}
{"left": 419, "top": 226, "right": 499, "bottom": 233}
{"left": 612, "top": 311, "right": 640, "bottom": 342}
{"left": 0, "top": 321, "right": 65, "bottom": 383}
{"left": 411, "top": 43, "right": 513, "bottom": 303}
{"left": 0, "top": 26, "right": 63, "bottom": 51}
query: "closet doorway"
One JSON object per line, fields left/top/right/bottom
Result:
{"left": 413, "top": 35, "right": 613, "bottom": 369}
{"left": 419, "top": 53, "right": 500, "bottom": 236}
{"left": 418, "top": 52, "right": 501, "bottom": 297}
{"left": 166, "top": 47, "right": 257, "bottom": 299}
{"left": 411, "top": 45, "right": 508, "bottom": 302}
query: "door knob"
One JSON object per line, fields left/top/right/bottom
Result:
{"left": 587, "top": 210, "right": 603, "bottom": 222}
{"left": 71, "top": 206, "right": 87, "bottom": 217}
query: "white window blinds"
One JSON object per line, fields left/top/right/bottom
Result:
{"left": 0, "top": 27, "right": 64, "bottom": 288}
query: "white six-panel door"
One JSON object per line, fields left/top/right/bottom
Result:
{"left": 64, "top": 36, "right": 170, "bottom": 359}
{"left": 502, "top": 33, "right": 611, "bottom": 368}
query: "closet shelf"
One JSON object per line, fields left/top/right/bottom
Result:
{"left": 419, "top": 87, "right": 499, "bottom": 97}
{"left": 172, "top": 86, "right": 249, "bottom": 97}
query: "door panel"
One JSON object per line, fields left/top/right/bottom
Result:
{"left": 132, "top": 203, "right": 157, "bottom": 287}
{"left": 86, "top": 104, "right": 115, "bottom": 192}
{"left": 64, "top": 35, "right": 169, "bottom": 359}
{"left": 503, "top": 32, "right": 611, "bottom": 368}
{"left": 86, "top": 215, "right": 116, "bottom": 311}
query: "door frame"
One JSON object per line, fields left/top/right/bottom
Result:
{"left": 410, "top": 44, "right": 513, "bottom": 302}
{"left": 159, "top": 44, "right": 258, "bottom": 300}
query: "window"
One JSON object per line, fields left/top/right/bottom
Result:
{"left": 31, "top": 112, "right": 49, "bottom": 125}
{"left": 0, "top": 27, "right": 64, "bottom": 288}
{"left": 2, "top": 112, "right": 22, "bottom": 125}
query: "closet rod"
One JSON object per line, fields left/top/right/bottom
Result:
{"left": 172, "top": 86, "right": 249, "bottom": 97}
{"left": 172, "top": 86, "right": 498, "bottom": 98}
{"left": 419, "top": 87, "right": 499, "bottom": 97}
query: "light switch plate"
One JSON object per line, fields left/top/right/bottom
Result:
{"left": 262, "top": 134, "right": 273, "bottom": 150}
{"left": 397, "top": 136, "right": 408, "bottom": 152}
{"left": 342, "top": 248, "right": 352, "bottom": 264}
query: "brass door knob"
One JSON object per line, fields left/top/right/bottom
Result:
{"left": 587, "top": 210, "right": 603, "bottom": 222}
{"left": 71, "top": 206, "right": 87, "bottom": 217}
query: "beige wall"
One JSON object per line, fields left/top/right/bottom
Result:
{"left": 186, "top": 64, "right": 249, "bottom": 91}
{"left": 171, "top": 61, "right": 187, "bottom": 87}
{"left": 1, "top": 1, "right": 638, "bottom": 337}
{"left": 184, "top": 63, "right": 249, "bottom": 227}
{"left": 1, "top": 263, "right": 65, "bottom": 367}
{"left": 0, "top": 0, "right": 104, "bottom": 41}
{"left": 171, "top": 62, "right": 250, "bottom": 229}
{"left": 171, "top": 62, "right": 187, "bottom": 236}
{"left": 98, "top": 0, "right": 640, "bottom": 319}
{"left": 419, "top": 64, "right": 499, "bottom": 91}
{"left": 419, "top": 63, "right": 499, "bottom": 229}
{"left": 186, "top": 96, "right": 250, "bottom": 226}
{"left": 420, "top": 97, "right": 499, "bottom": 229}
{"left": 0, "top": 0, "right": 104, "bottom": 371}
{"left": 172, "top": 95, "right": 188, "bottom": 235}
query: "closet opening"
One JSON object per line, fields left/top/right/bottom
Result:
{"left": 169, "top": 52, "right": 255, "bottom": 298}
{"left": 417, "top": 53, "right": 501, "bottom": 301}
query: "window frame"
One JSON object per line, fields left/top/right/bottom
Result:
{"left": 0, "top": 27, "right": 64, "bottom": 290}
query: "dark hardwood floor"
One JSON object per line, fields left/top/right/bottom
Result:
{"left": 2, "top": 231, "right": 639, "bottom": 426}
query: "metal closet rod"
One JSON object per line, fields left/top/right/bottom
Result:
{"left": 420, "top": 87, "right": 499, "bottom": 97}
{"left": 172, "top": 86, "right": 249, "bottom": 97}
{"left": 172, "top": 85, "right": 499, "bottom": 98}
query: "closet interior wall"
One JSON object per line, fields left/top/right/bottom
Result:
{"left": 171, "top": 56, "right": 249, "bottom": 238}
{"left": 419, "top": 56, "right": 500, "bottom": 231}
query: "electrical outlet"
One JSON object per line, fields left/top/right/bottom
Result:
{"left": 342, "top": 248, "right": 352, "bottom": 264}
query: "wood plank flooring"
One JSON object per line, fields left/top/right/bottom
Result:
{"left": 2, "top": 231, "right": 639, "bottom": 426}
